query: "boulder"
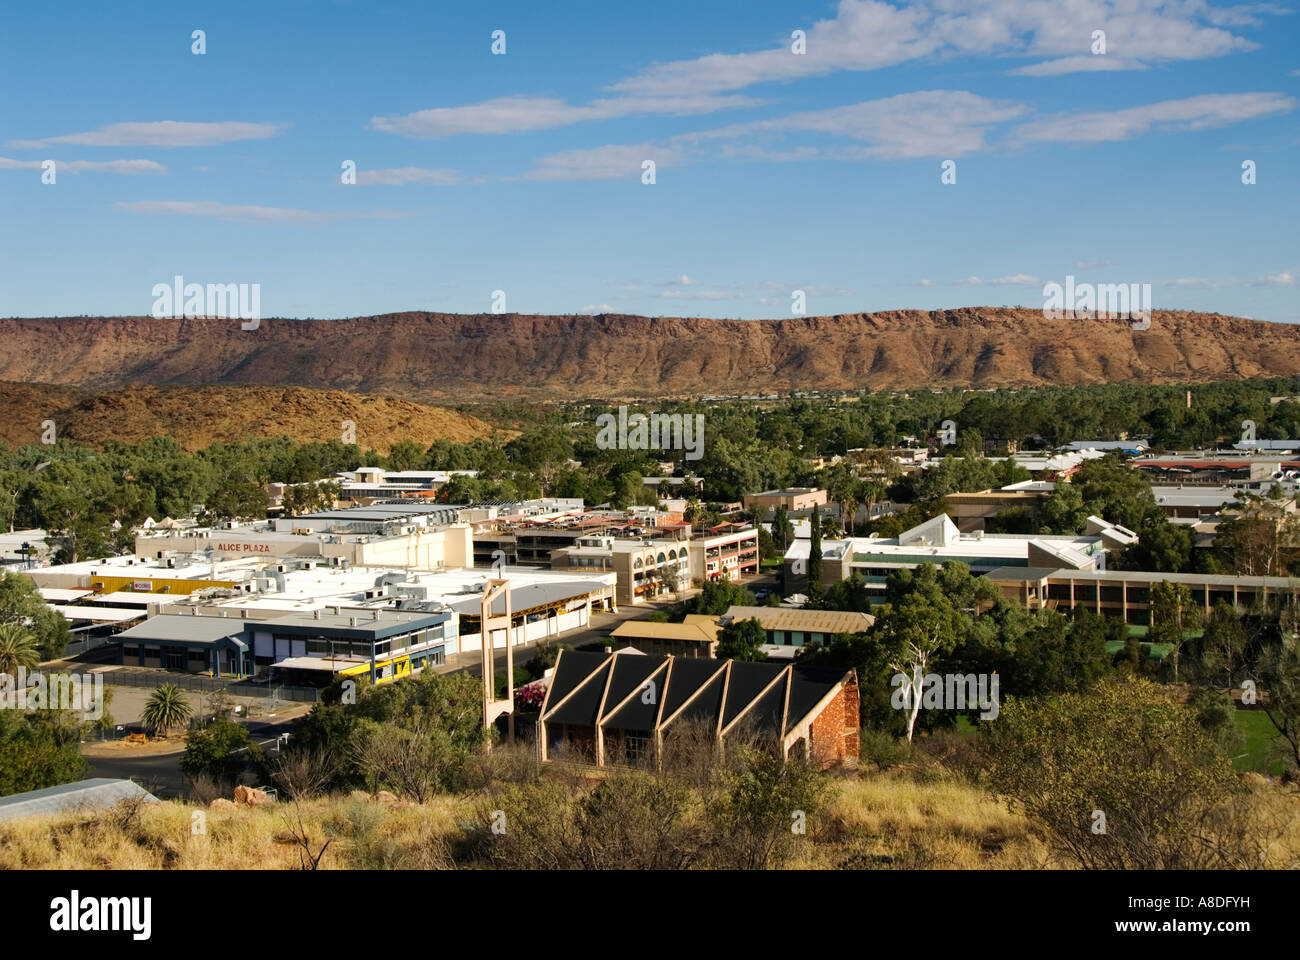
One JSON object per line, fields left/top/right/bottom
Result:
{"left": 209, "top": 798, "right": 237, "bottom": 811}
{"left": 233, "top": 785, "right": 273, "bottom": 806}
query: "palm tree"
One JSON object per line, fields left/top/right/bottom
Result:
{"left": 142, "top": 683, "right": 193, "bottom": 738}
{"left": 0, "top": 622, "right": 40, "bottom": 675}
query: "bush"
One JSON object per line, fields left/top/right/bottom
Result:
{"left": 983, "top": 678, "right": 1263, "bottom": 869}
{"left": 180, "top": 717, "right": 259, "bottom": 786}
{"left": 0, "top": 710, "right": 86, "bottom": 797}
{"left": 858, "top": 728, "right": 911, "bottom": 768}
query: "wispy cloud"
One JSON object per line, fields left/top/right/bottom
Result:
{"left": 10, "top": 121, "right": 281, "bottom": 149}
{"left": 516, "top": 142, "right": 687, "bottom": 181}
{"left": 1166, "top": 277, "right": 1219, "bottom": 288}
{"left": 1008, "top": 93, "right": 1295, "bottom": 146}
{"left": 710, "top": 90, "right": 1027, "bottom": 160}
{"left": 1011, "top": 56, "right": 1149, "bottom": 77}
{"left": 1246, "top": 271, "right": 1296, "bottom": 287}
{"left": 0, "top": 157, "right": 165, "bottom": 175}
{"left": 989, "top": 274, "right": 1039, "bottom": 285}
{"left": 370, "top": 94, "right": 759, "bottom": 138}
{"left": 609, "top": 0, "right": 1268, "bottom": 94}
{"left": 354, "top": 166, "right": 469, "bottom": 186}
{"left": 114, "top": 200, "right": 409, "bottom": 225}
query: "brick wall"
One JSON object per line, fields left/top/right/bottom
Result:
{"left": 808, "top": 676, "right": 859, "bottom": 769}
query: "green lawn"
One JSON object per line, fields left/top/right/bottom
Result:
{"left": 1233, "top": 709, "right": 1290, "bottom": 776}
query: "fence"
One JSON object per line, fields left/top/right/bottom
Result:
{"left": 64, "top": 668, "right": 319, "bottom": 703}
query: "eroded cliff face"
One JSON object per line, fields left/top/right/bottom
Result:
{"left": 0, "top": 383, "right": 499, "bottom": 452}
{"left": 2, "top": 307, "right": 1296, "bottom": 401}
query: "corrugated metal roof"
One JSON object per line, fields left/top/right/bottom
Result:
{"left": 0, "top": 778, "right": 158, "bottom": 823}
{"left": 723, "top": 606, "right": 875, "bottom": 635}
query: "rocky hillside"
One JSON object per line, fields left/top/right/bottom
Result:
{"left": 0, "top": 383, "right": 499, "bottom": 453}
{"left": 1, "top": 308, "right": 1296, "bottom": 401}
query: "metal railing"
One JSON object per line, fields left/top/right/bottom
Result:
{"left": 67, "top": 667, "right": 320, "bottom": 702}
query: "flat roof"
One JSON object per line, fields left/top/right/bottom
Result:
{"left": 46, "top": 605, "right": 144, "bottom": 623}
{"left": 115, "top": 614, "right": 250, "bottom": 647}
{"left": 610, "top": 615, "right": 720, "bottom": 644}
{"left": 262, "top": 608, "right": 447, "bottom": 638}
{"left": 272, "top": 655, "right": 364, "bottom": 672}
{"left": 986, "top": 566, "right": 1296, "bottom": 588}
{"left": 449, "top": 580, "right": 611, "bottom": 617}
{"left": 37, "top": 588, "right": 94, "bottom": 602}
{"left": 725, "top": 605, "right": 875, "bottom": 635}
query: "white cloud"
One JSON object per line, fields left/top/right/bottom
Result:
{"left": 355, "top": 166, "right": 467, "bottom": 186}
{"left": 1011, "top": 56, "right": 1149, "bottom": 77}
{"left": 956, "top": 276, "right": 983, "bottom": 285}
{"left": 114, "top": 200, "right": 409, "bottom": 225}
{"left": 668, "top": 275, "right": 696, "bottom": 287}
{"left": 517, "top": 142, "right": 687, "bottom": 181}
{"left": 1009, "top": 92, "right": 1295, "bottom": 146}
{"left": 370, "top": 94, "right": 760, "bottom": 138}
{"left": 701, "top": 90, "right": 1027, "bottom": 159}
{"left": 1246, "top": 272, "right": 1296, "bottom": 286}
{"left": 10, "top": 121, "right": 280, "bottom": 149}
{"left": 579, "top": 304, "right": 615, "bottom": 314}
{"left": 1166, "top": 277, "right": 1219, "bottom": 288}
{"left": 989, "top": 273, "right": 1039, "bottom": 285}
{"left": 609, "top": 0, "right": 1266, "bottom": 96}
{"left": 0, "top": 157, "right": 165, "bottom": 175}
{"left": 918, "top": 278, "right": 934, "bottom": 286}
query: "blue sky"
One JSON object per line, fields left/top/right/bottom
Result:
{"left": 1, "top": 0, "right": 1297, "bottom": 323}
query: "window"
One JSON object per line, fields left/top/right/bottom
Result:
{"left": 621, "top": 734, "right": 653, "bottom": 765}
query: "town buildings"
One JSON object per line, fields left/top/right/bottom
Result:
{"left": 537, "top": 649, "right": 860, "bottom": 769}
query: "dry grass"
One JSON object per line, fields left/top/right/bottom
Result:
{"left": 799, "top": 769, "right": 1054, "bottom": 869}
{"left": 2, "top": 768, "right": 1295, "bottom": 870}
{"left": 0, "top": 793, "right": 467, "bottom": 870}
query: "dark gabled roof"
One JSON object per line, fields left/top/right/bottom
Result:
{"left": 544, "top": 652, "right": 612, "bottom": 727}
{"left": 785, "top": 665, "right": 848, "bottom": 736}
{"left": 603, "top": 654, "right": 668, "bottom": 715}
{"left": 660, "top": 658, "right": 726, "bottom": 718}
{"left": 544, "top": 650, "right": 608, "bottom": 706}
{"left": 722, "top": 661, "right": 780, "bottom": 729}
{"left": 541, "top": 651, "right": 850, "bottom": 741}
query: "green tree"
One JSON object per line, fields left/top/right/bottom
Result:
{"left": 0, "top": 622, "right": 41, "bottom": 674}
{"left": 1148, "top": 580, "right": 1202, "bottom": 682}
{"left": 808, "top": 504, "right": 823, "bottom": 597}
{"left": 1199, "top": 600, "right": 1247, "bottom": 697}
{"left": 0, "top": 711, "right": 87, "bottom": 798}
{"left": 0, "top": 572, "right": 70, "bottom": 660}
{"left": 715, "top": 618, "right": 767, "bottom": 661}
{"left": 684, "top": 579, "right": 755, "bottom": 617}
{"left": 180, "top": 716, "right": 259, "bottom": 785}
{"left": 141, "top": 683, "right": 193, "bottom": 738}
